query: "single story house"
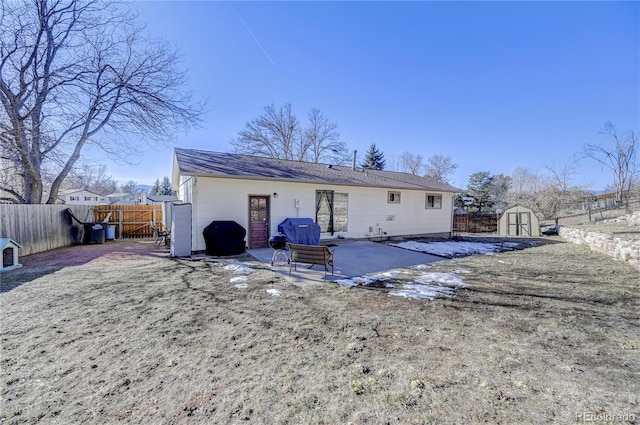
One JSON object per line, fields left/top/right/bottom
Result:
{"left": 171, "top": 148, "right": 461, "bottom": 252}
{"left": 57, "top": 188, "right": 108, "bottom": 205}
{"left": 147, "top": 194, "right": 180, "bottom": 205}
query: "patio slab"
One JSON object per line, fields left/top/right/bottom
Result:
{"left": 248, "top": 240, "right": 444, "bottom": 287}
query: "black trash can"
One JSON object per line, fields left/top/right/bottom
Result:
{"left": 83, "top": 223, "right": 105, "bottom": 244}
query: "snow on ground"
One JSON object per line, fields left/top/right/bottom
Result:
{"left": 388, "top": 284, "right": 455, "bottom": 300}
{"left": 337, "top": 239, "right": 543, "bottom": 300}
{"left": 227, "top": 241, "right": 509, "bottom": 300}
{"left": 390, "top": 240, "right": 521, "bottom": 257}
{"left": 336, "top": 270, "right": 470, "bottom": 301}
{"left": 223, "top": 263, "right": 254, "bottom": 274}
{"left": 230, "top": 276, "right": 248, "bottom": 283}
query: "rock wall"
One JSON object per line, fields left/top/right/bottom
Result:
{"left": 605, "top": 210, "right": 640, "bottom": 226}
{"left": 558, "top": 224, "right": 640, "bottom": 271}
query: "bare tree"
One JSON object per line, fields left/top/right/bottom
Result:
{"left": 399, "top": 152, "right": 424, "bottom": 175}
{"left": 0, "top": 0, "right": 202, "bottom": 204}
{"left": 120, "top": 180, "right": 144, "bottom": 197}
{"left": 545, "top": 161, "right": 578, "bottom": 193}
{"left": 231, "top": 103, "right": 300, "bottom": 160}
{"left": 584, "top": 121, "right": 638, "bottom": 205}
{"left": 487, "top": 173, "right": 511, "bottom": 211}
{"left": 507, "top": 167, "right": 587, "bottom": 219}
{"left": 65, "top": 162, "right": 118, "bottom": 195}
{"left": 303, "top": 108, "right": 349, "bottom": 164}
{"left": 231, "top": 103, "right": 349, "bottom": 163}
{"left": 424, "top": 154, "right": 458, "bottom": 184}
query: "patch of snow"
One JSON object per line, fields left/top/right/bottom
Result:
{"left": 369, "top": 270, "right": 402, "bottom": 280}
{"left": 454, "top": 269, "right": 472, "bottom": 274}
{"left": 266, "top": 288, "right": 282, "bottom": 297}
{"left": 389, "top": 283, "right": 455, "bottom": 300}
{"left": 415, "top": 272, "right": 469, "bottom": 288}
{"left": 234, "top": 283, "right": 248, "bottom": 289}
{"left": 224, "top": 263, "right": 254, "bottom": 274}
{"left": 390, "top": 240, "right": 522, "bottom": 257}
{"left": 230, "top": 276, "right": 247, "bottom": 283}
{"left": 336, "top": 279, "right": 358, "bottom": 287}
{"left": 413, "top": 264, "right": 432, "bottom": 270}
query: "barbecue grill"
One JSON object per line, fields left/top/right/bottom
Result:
{"left": 269, "top": 234, "right": 289, "bottom": 265}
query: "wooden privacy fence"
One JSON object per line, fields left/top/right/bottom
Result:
{"left": 0, "top": 204, "right": 92, "bottom": 256}
{"left": 453, "top": 214, "right": 498, "bottom": 234}
{"left": 93, "top": 205, "right": 163, "bottom": 239}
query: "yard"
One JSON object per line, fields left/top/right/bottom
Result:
{"left": 1, "top": 238, "right": 639, "bottom": 424}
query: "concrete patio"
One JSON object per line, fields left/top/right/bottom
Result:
{"left": 248, "top": 239, "right": 445, "bottom": 286}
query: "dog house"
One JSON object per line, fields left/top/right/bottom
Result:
{"left": 498, "top": 205, "right": 540, "bottom": 237}
{"left": 1, "top": 238, "right": 23, "bottom": 272}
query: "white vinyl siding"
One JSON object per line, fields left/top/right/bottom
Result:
{"left": 185, "top": 177, "right": 454, "bottom": 251}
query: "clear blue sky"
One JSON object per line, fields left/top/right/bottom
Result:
{"left": 96, "top": 1, "right": 639, "bottom": 191}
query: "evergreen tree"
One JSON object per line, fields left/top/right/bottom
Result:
{"left": 361, "top": 143, "right": 386, "bottom": 170}
{"left": 464, "top": 171, "right": 494, "bottom": 213}
{"left": 161, "top": 176, "right": 173, "bottom": 195}
{"left": 150, "top": 178, "right": 162, "bottom": 195}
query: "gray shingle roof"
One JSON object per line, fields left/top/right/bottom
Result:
{"left": 174, "top": 148, "right": 461, "bottom": 192}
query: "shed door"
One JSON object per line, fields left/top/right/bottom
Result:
{"left": 249, "top": 196, "right": 269, "bottom": 249}
{"left": 518, "top": 212, "right": 531, "bottom": 236}
{"left": 507, "top": 212, "right": 531, "bottom": 236}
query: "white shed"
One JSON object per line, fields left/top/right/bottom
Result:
{"left": 498, "top": 205, "right": 540, "bottom": 237}
{"left": 171, "top": 149, "right": 462, "bottom": 253}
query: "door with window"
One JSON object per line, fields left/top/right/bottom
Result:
{"left": 249, "top": 196, "right": 269, "bottom": 248}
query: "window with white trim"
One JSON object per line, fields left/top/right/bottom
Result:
{"left": 425, "top": 194, "right": 442, "bottom": 209}
{"left": 387, "top": 191, "right": 401, "bottom": 204}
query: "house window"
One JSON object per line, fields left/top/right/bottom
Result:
{"left": 70, "top": 196, "right": 79, "bottom": 201}
{"left": 387, "top": 191, "right": 401, "bottom": 204}
{"left": 426, "top": 194, "right": 442, "bottom": 209}
{"left": 316, "top": 190, "right": 348, "bottom": 234}
{"left": 84, "top": 196, "right": 97, "bottom": 201}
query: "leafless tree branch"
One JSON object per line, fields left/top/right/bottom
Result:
{"left": 1, "top": 0, "right": 204, "bottom": 203}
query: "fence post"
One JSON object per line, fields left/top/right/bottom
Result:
{"left": 118, "top": 210, "right": 123, "bottom": 239}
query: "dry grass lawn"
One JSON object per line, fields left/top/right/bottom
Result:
{"left": 1, "top": 238, "right": 639, "bottom": 424}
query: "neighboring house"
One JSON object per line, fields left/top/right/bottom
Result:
{"left": 146, "top": 194, "right": 179, "bottom": 205}
{"left": 106, "top": 192, "right": 148, "bottom": 205}
{"left": 57, "top": 189, "right": 108, "bottom": 205}
{"left": 172, "top": 148, "right": 461, "bottom": 252}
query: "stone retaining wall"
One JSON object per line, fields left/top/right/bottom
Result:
{"left": 558, "top": 225, "right": 640, "bottom": 272}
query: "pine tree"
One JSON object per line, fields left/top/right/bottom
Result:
{"left": 361, "top": 143, "right": 386, "bottom": 170}
{"left": 150, "top": 178, "right": 161, "bottom": 195}
{"left": 161, "top": 176, "right": 172, "bottom": 195}
{"left": 465, "top": 171, "right": 494, "bottom": 213}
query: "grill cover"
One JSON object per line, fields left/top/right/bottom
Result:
{"left": 203, "top": 221, "right": 246, "bottom": 256}
{"left": 277, "top": 218, "right": 321, "bottom": 245}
